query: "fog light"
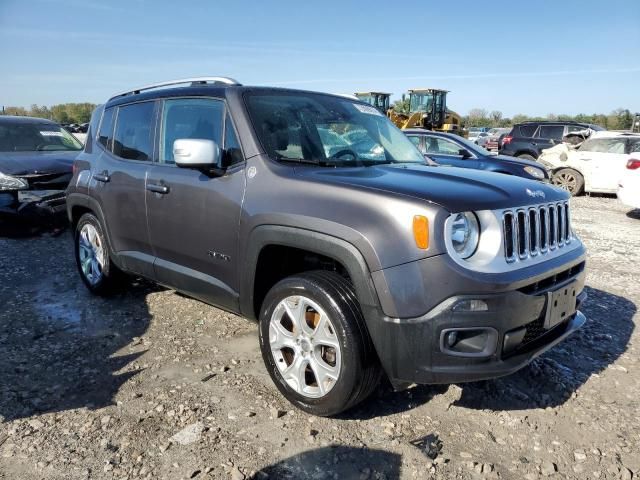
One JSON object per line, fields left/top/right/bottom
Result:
{"left": 440, "top": 327, "right": 498, "bottom": 358}
{"left": 452, "top": 299, "right": 488, "bottom": 312}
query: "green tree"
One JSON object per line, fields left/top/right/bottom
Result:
{"left": 392, "top": 98, "right": 409, "bottom": 114}
{"left": 490, "top": 110, "right": 503, "bottom": 126}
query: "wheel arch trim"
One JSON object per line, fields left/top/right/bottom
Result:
{"left": 240, "top": 225, "right": 381, "bottom": 321}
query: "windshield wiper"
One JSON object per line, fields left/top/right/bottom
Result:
{"left": 275, "top": 155, "right": 337, "bottom": 167}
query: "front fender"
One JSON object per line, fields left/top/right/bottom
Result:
{"left": 239, "top": 225, "right": 380, "bottom": 321}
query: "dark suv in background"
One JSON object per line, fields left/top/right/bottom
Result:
{"left": 500, "top": 121, "right": 605, "bottom": 160}
{"left": 67, "top": 77, "right": 587, "bottom": 416}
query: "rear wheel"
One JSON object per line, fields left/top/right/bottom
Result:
{"left": 552, "top": 168, "right": 584, "bottom": 196}
{"left": 74, "top": 213, "right": 124, "bottom": 295}
{"left": 258, "top": 271, "right": 381, "bottom": 416}
{"left": 517, "top": 153, "right": 537, "bottom": 161}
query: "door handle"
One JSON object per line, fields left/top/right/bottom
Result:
{"left": 146, "top": 183, "right": 170, "bottom": 194}
{"left": 93, "top": 171, "right": 110, "bottom": 183}
{"left": 581, "top": 158, "right": 591, "bottom": 162}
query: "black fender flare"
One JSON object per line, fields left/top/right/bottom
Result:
{"left": 239, "top": 225, "right": 381, "bottom": 321}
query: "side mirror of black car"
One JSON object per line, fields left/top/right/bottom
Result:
{"left": 459, "top": 148, "right": 472, "bottom": 159}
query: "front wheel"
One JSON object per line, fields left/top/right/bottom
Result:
{"left": 552, "top": 168, "right": 584, "bottom": 196}
{"left": 258, "top": 271, "right": 381, "bottom": 416}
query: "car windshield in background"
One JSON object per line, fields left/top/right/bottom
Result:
{"left": 0, "top": 122, "right": 83, "bottom": 152}
{"left": 245, "top": 93, "right": 425, "bottom": 166}
{"left": 452, "top": 134, "right": 494, "bottom": 155}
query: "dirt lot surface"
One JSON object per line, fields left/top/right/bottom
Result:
{"left": 1, "top": 196, "right": 639, "bottom": 480}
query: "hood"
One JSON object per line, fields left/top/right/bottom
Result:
{"left": 0, "top": 151, "right": 77, "bottom": 176}
{"left": 297, "top": 164, "right": 568, "bottom": 212}
{"left": 487, "top": 154, "right": 543, "bottom": 169}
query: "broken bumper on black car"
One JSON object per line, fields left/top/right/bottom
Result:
{"left": 0, "top": 190, "right": 68, "bottom": 219}
{"left": 365, "top": 246, "right": 587, "bottom": 388}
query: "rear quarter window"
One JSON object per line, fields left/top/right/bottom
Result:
{"left": 97, "top": 107, "right": 115, "bottom": 150}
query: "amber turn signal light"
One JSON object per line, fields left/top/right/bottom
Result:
{"left": 413, "top": 215, "right": 429, "bottom": 250}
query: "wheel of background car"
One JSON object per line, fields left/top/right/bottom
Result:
{"left": 516, "top": 153, "right": 537, "bottom": 161}
{"left": 552, "top": 168, "right": 584, "bottom": 196}
{"left": 258, "top": 270, "right": 381, "bottom": 416}
{"left": 74, "top": 213, "right": 125, "bottom": 295}
{"left": 329, "top": 149, "right": 359, "bottom": 162}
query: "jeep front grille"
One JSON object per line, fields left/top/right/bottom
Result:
{"left": 502, "top": 201, "right": 571, "bottom": 263}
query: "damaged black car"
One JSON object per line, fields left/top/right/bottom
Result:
{"left": 0, "top": 116, "right": 81, "bottom": 219}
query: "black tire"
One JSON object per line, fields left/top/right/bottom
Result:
{"left": 258, "top": 270, "right": 381, "bottom": 416}
{"left": 74, "top": 213, "right": 124, "bottom": 295}
{"left": 552, "top": 168, "right": 585, "bottom": 196}
{"left": 517, "top": 153, "right": 537, "bottom": 161}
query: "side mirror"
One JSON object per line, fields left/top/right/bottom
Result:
{"left": 174, "top": 139, "right": 224, "bottom": 174}
{"left": 459, "top": 148, "right": 472, "bottom": 159}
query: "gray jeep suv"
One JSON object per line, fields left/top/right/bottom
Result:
{"left": 67, "top": 77, "right": 587, "bottom": 416}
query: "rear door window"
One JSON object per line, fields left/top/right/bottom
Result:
{"left": 113, "top": 102, "right": 156, "bottom": 161}
{"left": 424, "top": 136, "right": 463, "bottom": 155}
{"left": 517, "top": 125, "right": 537, "bottom": 137}
{"left": 536, "top": 125, "right": 565, "bottom": 140}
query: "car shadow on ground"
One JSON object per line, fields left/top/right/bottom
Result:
{"left": 0, "top": 216, "right": 68, "bottom": 239}
{"left": 338, "top": 382, "right": 448, "bottom": 421}
{"left": 454, "top": 286, "right": 635, "bottom": 410}
{"left": 252, "top": 445, "right": 402, "bottom": 480}
{"left": 0, "top": 272, "right": 160, "bottom": 422}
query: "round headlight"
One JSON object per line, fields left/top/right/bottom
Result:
{"left": 449, "top": 212, "right": 480, "bottom": 259}
{"left": 523, "top": 166, "right": 545, "bottom": 179}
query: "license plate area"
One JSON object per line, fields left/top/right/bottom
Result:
{"left": 545, "top": 281, "right": 578, "bottom": 329}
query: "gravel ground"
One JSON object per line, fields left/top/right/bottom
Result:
{"left": 0, "top": 196, "right": 638, "bottom": 480}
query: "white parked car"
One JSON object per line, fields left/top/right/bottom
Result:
{"left": 538, "top": 134, "right": 640, "bottom": 195}
{"left": 618, "top": 158, "right": 640, "bottom": 209}
{"left": 468, "top": 131, "right": 490, "bottom": 144}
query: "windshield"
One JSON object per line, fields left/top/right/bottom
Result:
{"left": 0, "top": 121, "right": 83, "bottom": 152}
{"left": 409, "top": 92, "right": 434, "bottom": 113}
{"left": 245, "top": 93, "right": 426, "bottom": 166}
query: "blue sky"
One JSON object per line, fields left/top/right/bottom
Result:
{"left": 0, "top": 0, "right": 638, "bottom": 117}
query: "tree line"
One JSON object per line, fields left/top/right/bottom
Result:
{"left": 0, "top": 103, "right": 97, "bottom": 124}
{"left": 463, "top": 107, "right": 636, "bottom": 130}
{"left": 391, "top": 99, "right": 636, "bottom": 131}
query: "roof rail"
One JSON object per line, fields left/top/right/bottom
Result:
{"left": 109, "top": 77, "right": 241, "bottom": 100}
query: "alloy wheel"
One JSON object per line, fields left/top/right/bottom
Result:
{"left": 269, "top": 295, "right": 341, "bottom": 398}
{"left": 553, "top": 171, "right": 578, "bottom": 194}
{"left": 78, "top": 224, "right": 105, "bottom": 285}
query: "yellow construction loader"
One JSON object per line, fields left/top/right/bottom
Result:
{"left": 355, "top": 89, "right": 465, "bottom": 136}
{"left": 353, "top": 92, "right": 391, "bottom": 114}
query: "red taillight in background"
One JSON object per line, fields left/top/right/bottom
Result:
{"left": 502, "top": 136, "right": 512, "bottom": 145}
{"left": 627, "top": 159, "right": 640, "bottom": 170}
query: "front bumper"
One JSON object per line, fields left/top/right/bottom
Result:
{"left": 364, "top": 248, "right": 587, "bottom": 387}
{"left": 0, "top": 190, "right": 67, "bottom": 219}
